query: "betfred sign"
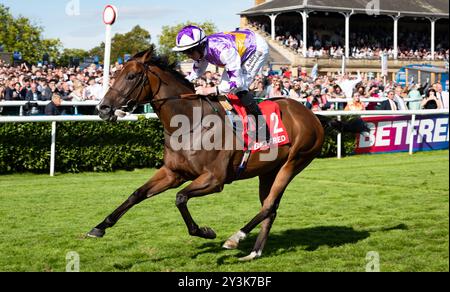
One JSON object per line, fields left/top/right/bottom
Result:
{"left": 356, "top": 115, "right": 449, "bottom": 154}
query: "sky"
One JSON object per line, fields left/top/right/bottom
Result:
{"left": 1, "top": 0, "right": 254, "bottom": 50}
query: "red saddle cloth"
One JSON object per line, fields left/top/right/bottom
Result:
{"left": 227, "top": 94, "right": 290, "bottom": 153}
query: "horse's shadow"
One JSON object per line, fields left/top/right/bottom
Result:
{"left": 192, "top": 224, "right": 408, "bottom": 264}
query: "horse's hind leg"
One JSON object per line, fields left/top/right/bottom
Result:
{"left": 87, "top": 166, "right": 184, "bottom": 238}
{"left": 223, "top": 172, "right": 277, "bottom": 250}
{"left": 240, "top": 191, "right": 286, "bottom": 261}
{"left": 238, "top": 157, "right": 314, "bottom": 261}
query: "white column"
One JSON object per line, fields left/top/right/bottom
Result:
{"left": 339, "top": 11, "right": 354, "bottom": 59}
{"left": 299, "top": 11, "right": 309, "bottom": 57}
{"left": 430, "top": 18, "right": 436, "bottom": 60}
{"left": 269, "top": 14, "right": 279, "bottom": 41}
{"left": 345, "top": 12, "right": 353, "bottom": 59}
{"left": 393, "top": 15, "right": 400, "bottom": 60}
{"left": 103, "top": 24, "right": 112, "bottom": 97}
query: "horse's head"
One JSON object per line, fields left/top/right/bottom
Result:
{"left": 98, "top": 48, "right": 156, "bottom": 122}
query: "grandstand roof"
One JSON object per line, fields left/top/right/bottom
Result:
{"left": 240, "top": 0, "right": 449, "bottom": 18}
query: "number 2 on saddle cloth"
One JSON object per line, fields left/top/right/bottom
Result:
{"left": 219, "top": 94, "right": 291, "bottom": 177}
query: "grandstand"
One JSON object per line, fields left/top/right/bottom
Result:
{"left": 239, "top": 0, "right": 449, "bottom": 78}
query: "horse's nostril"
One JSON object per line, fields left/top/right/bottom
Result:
{"left": 99, "top": 105, "right": 111, "bottom": 112}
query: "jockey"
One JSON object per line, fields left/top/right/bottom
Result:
{"left": 173, "top": 25, "right": 271, "bottom": 143}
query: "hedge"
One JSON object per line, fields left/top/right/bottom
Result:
{"left": 0, "top": 118, "right": 165, "bottom": 174}
{"left": 0, "top": 118, "right": 357, "bottom": 174}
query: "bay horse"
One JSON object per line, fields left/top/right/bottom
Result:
{"left": 89, "top": 47, "right": 365, "bottom": 261}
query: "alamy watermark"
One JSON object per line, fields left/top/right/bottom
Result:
{"left": 167, "top": 107, "right": 281, "bottom": 162}
{"left": 66, "top": 251, "right": 80, "bottom": 272}
{"left": 366, "top": 251, "right": 380, "bottom": 272}
{"left": 365, "top": 0, "right": 380, "bottom": 16}
{"left": 66, "top": 0, "right": 81, "bottom": 16}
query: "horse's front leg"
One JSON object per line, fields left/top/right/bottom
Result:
{"left": 87, "top": 166, "right": 185, "bottom": 238}
{"left": 176, "top": 172, "right": 224, "bottom": 239}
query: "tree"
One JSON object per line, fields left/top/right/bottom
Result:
{"left": 158, "top": 21, "right": 217, "bottom": 64}
{"left": 58, "top": 48, "right": 89, "bottom": 67}
{"left": 41, "top": 38, "right": 63, "bottom": 64}
{"left": 89, "top": 25, "right": 152, "bottom": 64}
{"left": 0, "top": 4, "right": 63, "bottom": 64}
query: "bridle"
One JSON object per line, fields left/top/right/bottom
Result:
{"left": 107, "top": 59, "right": 218, "bottom": 138}
{"left": 108, "top": 59, "right": 199, "bottom": 114}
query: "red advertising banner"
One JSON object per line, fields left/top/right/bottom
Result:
{"left": 356, "top": 114, "right": 449, "bottom": 154}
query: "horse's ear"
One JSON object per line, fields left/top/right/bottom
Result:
{"left": 133, "top": 45, "right": 155, "bottom": 64}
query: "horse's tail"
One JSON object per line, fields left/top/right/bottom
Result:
{"left": 316, "top": 115, "right": 369, "bottom": 134}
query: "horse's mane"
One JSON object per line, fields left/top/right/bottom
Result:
{"left": 133, "top": 48, "right": 195, "bottom": 91}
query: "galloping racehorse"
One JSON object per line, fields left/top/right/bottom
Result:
{"left": 89, "top": 47, "right": 365, "bottom": 261}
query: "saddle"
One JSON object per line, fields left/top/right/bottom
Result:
{"left": 217, "top": 94, "right": 291, "bottom": 178}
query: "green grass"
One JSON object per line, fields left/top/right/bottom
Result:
{"left": 0, "top": 151, "right": 448, "bottom": 272}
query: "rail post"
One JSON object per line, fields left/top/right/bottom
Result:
{"left": 409, "top": 114, "right": 417, "bottom": 155}
{"left": 50, "top": 121, "right": 57, "bottom": 177}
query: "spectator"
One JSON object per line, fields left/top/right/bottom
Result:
{"left": 366, "top": 84, "right": 383, "bottom": 111}
{"left": 337, "top": 72, "right": 362, "bottom": 98}
{"left": 407, "top": 84, "right": 423, "bottom": 110}
{"left": 25, "top": 82, "right": 42, "bottom": 101}
{"left": 252, "top": 80, "right": 267, "bottom": 100}
{"left": 267, "top": 80, "right": 285, "bottom": 98}
{"left": 20, "top": 78, "right": 31, "bottom": 98}
{"left": 59, "top": 82, "right": 72, "bottom": 101}
{"left": 48, "top": 79, "right": 60, "bottom": 95}
{"left": 84, "top": 77, "right": 103, "bottom": 101}
{"left": 394, "top": 85, "right": 408, "bottom": 110}
{"left": 289, "top": 81, "right": 303, "bottom": 102}
{"left": 69, "top": 80, "right": 85, "bottom": 102}
{"left": 306, "top": 86, "right": 331, "bottom": 111}
{"left": 379, "top": 90, "right": 399, "bottom": 111}
{"left": 3, "top": 80, "right": 16, "bottom": 100}
{"left": 45, "top": 94, "right": 65, "bottom": 115}
{"left": 356, "top": 86, "right": 368, "bottom": 98}
{"left": 345, "top": 92, "right": 366, "bottom": 111}
{"left": 282, "top": 78, "right": 291, "bottom": 93}
{"left": 25, "top": 82, "right": 43, "bottom": 115}
{"left": 421, "top": 89, "right": 443, "bottom": 110}
{"left": 434, "top": 83, "right": 448, "bottom": 110}
{"left": 441, "top": 82, "right": 449, "bottom": 109}
{"left": 39, "top": 79, "right": 52, "bottom": 101}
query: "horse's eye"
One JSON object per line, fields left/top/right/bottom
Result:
{"left": 127, "top": 74, "right": 136, "bottom": 80}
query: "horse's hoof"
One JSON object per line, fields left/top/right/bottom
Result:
{"left": 223, "top": 239, "right": 239, "bottom": 250}
{"left": 223, "top": 231, "right": 247, "bottom": 249}
{"left": 87, "top": 228, "right": 105, "bottom": 238}
{"left": 198, "top": 227, "right": 216, "bottom": 239}
{"left": 239, "top": 251, "right": 262, "bottom": 262}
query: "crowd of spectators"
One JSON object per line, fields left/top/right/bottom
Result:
{"left": 190, "top": 66, "right": 449, "bottom": 112}
{"left": 1, "top": 59, "right": 449, "bottom": 116}
{"left": 0, "top": 60, "right": 123, "bottom": 115}
{"left": 250, "top": 21, "right": 449, "bottom": 60}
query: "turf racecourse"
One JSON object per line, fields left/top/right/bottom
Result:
{"left": 0, "top": 151, "right": 448, "bottom": 272}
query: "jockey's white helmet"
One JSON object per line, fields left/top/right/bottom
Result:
{"left": 172, "top": 25, "right": 207, "bottom": 52}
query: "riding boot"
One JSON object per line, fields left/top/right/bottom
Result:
{"left": 237, "top": 91, "right": 271, "bottom": 144}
